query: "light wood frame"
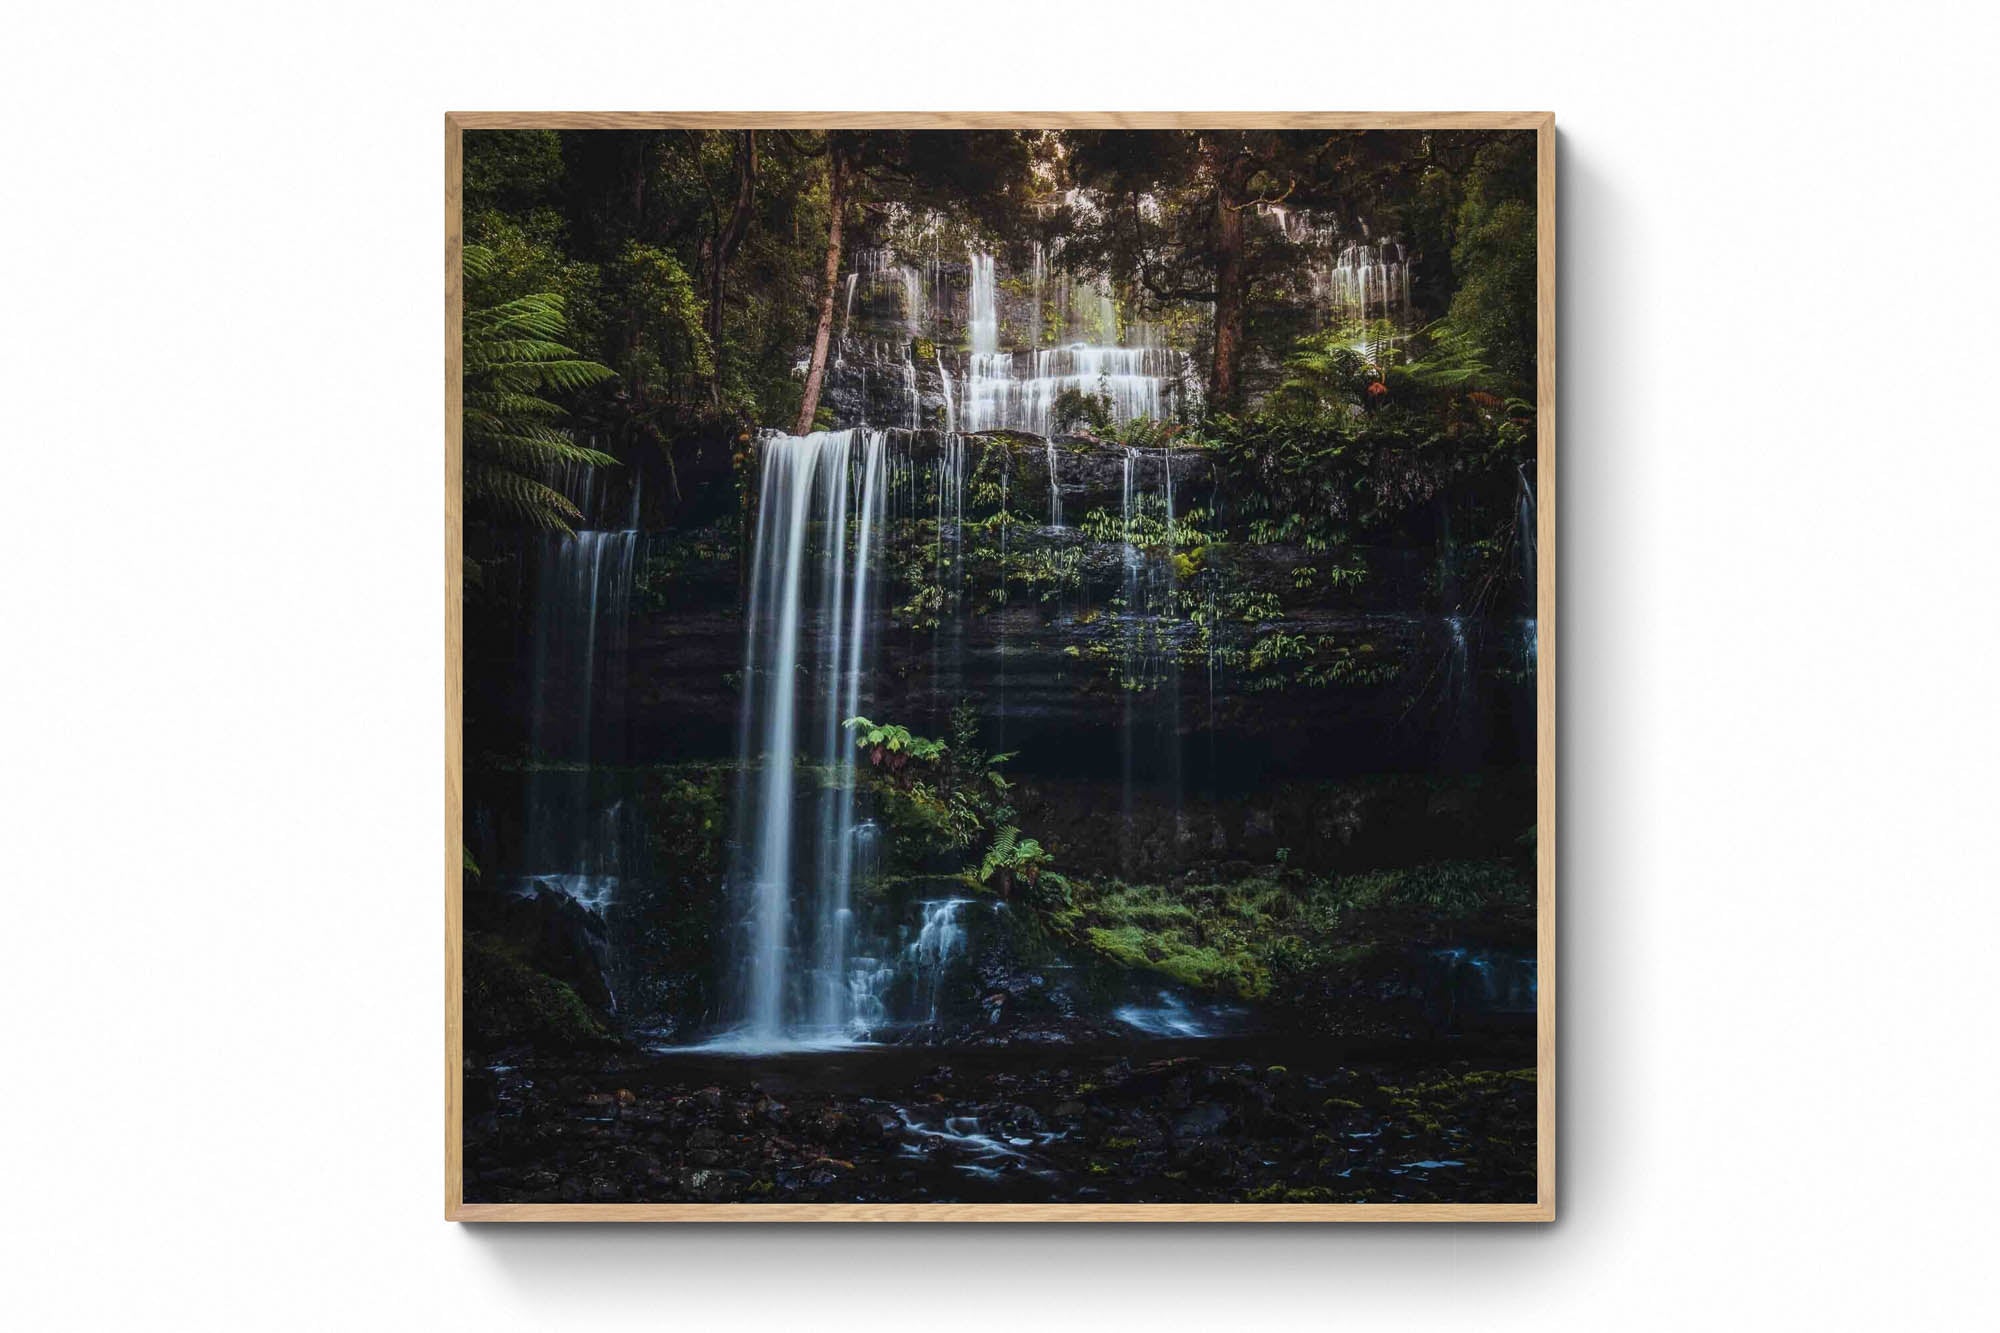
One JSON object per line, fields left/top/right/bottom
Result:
{"left": 446, "top": 111, "right": 1555, "bottom": 1222}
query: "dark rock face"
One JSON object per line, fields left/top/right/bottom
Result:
{"left": 466, "top": 882, "right": 616, "bottom": 1015}
{"left": 468, "top": 428, "right": 1533, "bottom": 785}
{"left": 1008, "top": 770, "right": 1534, "bottom": 886}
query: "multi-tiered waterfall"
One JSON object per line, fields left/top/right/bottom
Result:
{"left": 712, "top": 247, "right": 1201, "bottom": 1048}
{"left": 951, "top": 250, "right": 1196, "bottom": 448}
{"left": 828, "top": 245, "right": 1199, "bottom": 525}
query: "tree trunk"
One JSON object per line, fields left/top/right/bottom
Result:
{"left": 1209, "top": 149, "right": 1252, "bottom": 411}
{"left": 793, "top": 138, "right": 847, "bottom": 436}
{"left": 706, "top": 131, "right": 757, "bottom": 403}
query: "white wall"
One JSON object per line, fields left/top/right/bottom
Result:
{"left": 4, "top": 2, "right": 1993, "bottom": 1328}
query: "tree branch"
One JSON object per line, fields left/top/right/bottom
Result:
{"left": 1126, "top": 191, "right": 1216, "bottom": 302}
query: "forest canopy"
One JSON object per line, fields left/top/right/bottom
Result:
{"left": 459, "top": 127, "right": 1538, "bottom": 544}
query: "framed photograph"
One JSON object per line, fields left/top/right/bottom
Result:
{"left": 447, "top": 112, "right": 1553, "bottom": 1221}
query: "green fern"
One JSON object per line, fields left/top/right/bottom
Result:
{"left": 461, "top": 244, "right": 617, "bottom": 533}
{"left": 978, "top": 825, "right": 1022, "bottom": 882}
{"left": 842, "top": 716, "right": 948, "bottom": 763}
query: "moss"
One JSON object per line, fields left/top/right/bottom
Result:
{"left": 1245, "top": 1184, "right": 1338, "bottom": 1204}
{"left": 1065, "top": 859, "right": 1531, "bottom": 1011}
{"left": 1083, "top": 923, "right": 1271, "bottom": 998}
{"left": 464, "top": 934, "right": 609, "bottom": 1047}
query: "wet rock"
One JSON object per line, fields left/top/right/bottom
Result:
{"left": 1173, "top": 1102, "right": 1232, "bottom": 1140}
{"left": 465, "top": 1043, "right": 1538, "bottom": 1206}
{"left": 681, "top": 1167, "right": 752, "bottom": 1201}
{"left": 996, "top": 1104, "right": 1046, "bottom": 1137}
{"left": 857, "top": 1110, "right": 902, "bottom": 1142}
{"left": 466, "top": 881, "right": 616, "bottom": 1013}
{"left": 809, "top": 1107, "right": 852, "bottom": 1142}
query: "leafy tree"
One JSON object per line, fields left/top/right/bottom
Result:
{"left": 1058, "top": 130, "right": 1374, "bottom": 410}
{"left": 1446, "top": 137, "right": 1539, "bottom": 393}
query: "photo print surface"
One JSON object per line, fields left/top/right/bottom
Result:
{"left": 452, "top": 118, "right": 1550, "bottom": 1215}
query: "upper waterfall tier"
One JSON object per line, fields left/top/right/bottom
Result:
{"left": 825, "top": 248, "right": 1200, "bottom": 437}
{"left": 961, "top": 346, "right": 1186, "bottom": 437}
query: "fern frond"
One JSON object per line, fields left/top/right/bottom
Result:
{"left": 466, "top": 294, "right": 571, "bottom": 339}
{"left": 458, "top": 261, "right": 615, "bottom": 534}
{"left": 476, "top": 433, "right": 620, "bottom": 472}
{"left": 465, "top": 338, "right": 595, "bottom": 366}
{"left": 461, "top": 244, "right": 499, "bottom": 283}
{"left": 463, "top": 391, "right": 567, "bottom": 420}
{"left": 463, "top": 468, "right": 583, "bottom": 534}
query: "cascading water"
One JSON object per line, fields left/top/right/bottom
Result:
{"left": 1044, "top": 437, "right": 1062, "bottom": 527}
{"left": 959, "top": 250, "right": 1194, "bottom": 436}
{"left": 520, "top": 460, "right": 642, "bottom": 913}
{"left": 1258, "top": 208, "right": 1417, "bottom": 362}
{"left": 715, "top": 244, "right": 1215, "bottom": 1045}
{"left": 962, "top": 345, "right": 1187, "bottom": 436}
{"left": 936, "top": 351, "right": 957, "bottom": 433}
{"left": 907, "top": 899, "right": 970, "bottom": 1024}
{"left": 932, "top": 432, "right": 966, "bottom": 723}
{"left": 967, "top": 251, "right": 999, "bottom": 356}
{"left": 1328, "top": 239, "right": 1413, "bottom": 329}
{"left": 726, "top": 429, "right": 889, "bottom": 1046}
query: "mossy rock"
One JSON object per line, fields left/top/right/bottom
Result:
{"left": 464, "top": 934, "right": 613, "bottom": 1050}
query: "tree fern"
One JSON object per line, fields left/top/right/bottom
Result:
{"left": 461, "top": 244, "right": 617, "bottom": 533}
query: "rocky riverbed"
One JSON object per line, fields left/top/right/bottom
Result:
{"left": 462, "top": 1036, "right": 1536, "bottom": 1205}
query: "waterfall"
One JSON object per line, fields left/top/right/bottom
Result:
{"left": 1329, "top": 239, "right": 1413, "bottom": 361}
{"left": 967, "top": 251, "right": 998, "bottom": 356}
{"left": 936, "top": 350, "right": 957, "bottom": 434}
{"left": 1029, "top": 241, "right": 1044, "bottom": 346}
{"left": 1442, "top": 612, "right": 1480, "bottom": 765}
{"left": 958, "top": 249, "right": 1187, "bottom": 435}
{"left": 726, "top": 429, "right": 889, "bottom": 1046}
{"left": 1044, "top": 437, "right": 1062, "bottom": 527}
{"left": 899, "top": 265, "right": 923, "bottom": 337}
{"left": 907, "top": 899, "right": 970, "bottom": 1023}
{"left": 932, "top": 434, "right": 967, "bottom": 723}
{"left": 830, "top": 246, "right": 1189, "bottom": 437}
{"left": 962, "top": 344, "right": 1184, "bottom": 436}
{"left": 1119, "top": 448, "right": 1139, "bottom": 871}
{"left": 520, "top": 460, "right": 641, "bottom": 911}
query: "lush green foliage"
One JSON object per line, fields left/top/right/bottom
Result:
{"left": 843, "top": 715, "right": 949, "bottom": 765}
{"left": 839, "top": 707, "right": 1084, "bottom": 906}
{"left": 461, "top": 244, "right": 616, "bottom": 534}
{"left": 977, "top": 825, "right": 1071, "bottom": 909}
{"left": 1061, "top": 860, "right": 1532, "bottom": 1003}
